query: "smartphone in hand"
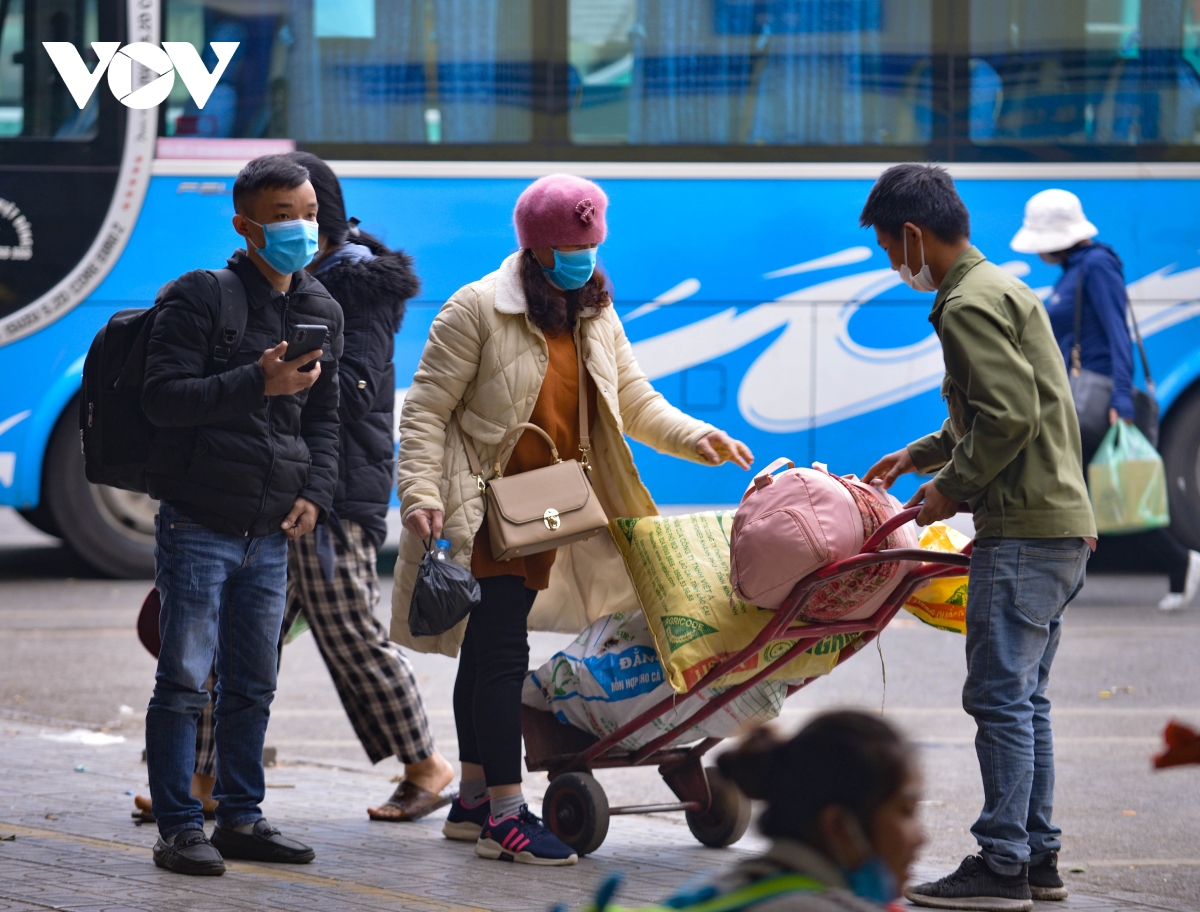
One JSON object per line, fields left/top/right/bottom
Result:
{"left": 282, "top": 324, "right": 328, "bottom": 372}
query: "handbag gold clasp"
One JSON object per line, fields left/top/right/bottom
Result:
{"left": 579, "top": 446, "right": 591, "bottom": 471}
{"left": 543, "top": 508, "right": 561, "bottom": 531}
{"left": 473, "top": 474, "right": 487, "bottom": 492}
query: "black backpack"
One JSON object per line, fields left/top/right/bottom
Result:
{"left": 80, "top": 268, "right": 248, "bottom": 493}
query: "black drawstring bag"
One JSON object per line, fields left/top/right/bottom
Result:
{"left": 408, "top": 539, "right": 481, "bottom": 638}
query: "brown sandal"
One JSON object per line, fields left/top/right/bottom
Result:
{"left": 367, "top": 781, "right": 456, "bottom": 822}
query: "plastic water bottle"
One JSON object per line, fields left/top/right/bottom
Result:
{"left": 433, "top": 539, "right": 451, "bottom": 561}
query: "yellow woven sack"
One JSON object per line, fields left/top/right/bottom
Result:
{"left": 903, "top": 523, "right": 970, "bottom": 634}
{"left": 609, "top": 512, "right": 855, "bottom": 694}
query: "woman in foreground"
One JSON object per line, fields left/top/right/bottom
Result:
{"left": 656, "top": 711, "right": 925, "bottom": 910}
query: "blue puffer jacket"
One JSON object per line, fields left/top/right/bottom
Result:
{"left": 311, "top": 234, "right": 419, "bottom": 550}
{"left": 1044, "top": 242, "right": 1135, "bottom": 420}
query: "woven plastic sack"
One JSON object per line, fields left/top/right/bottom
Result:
{"left": 1088, "top": 422, "right": 1170, "bottom": 534}
{"left": 609, "top": 511, "right": 858, "bottom": 694}
{"left": 904, "top": 523, "right": 971, "bottom": 635}
{"left": 522, "top": 610, "right": 789, "bottom": 750}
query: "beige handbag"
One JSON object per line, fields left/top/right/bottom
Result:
{"left": 461, "top": 326, "right": 609, "bottom": 562}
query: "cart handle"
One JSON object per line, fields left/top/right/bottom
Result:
{"left": 811, "top": 547, "right": 970, "bottom": 580}
{"left": 862, "top": 504, "right": 972, "bottom": 552}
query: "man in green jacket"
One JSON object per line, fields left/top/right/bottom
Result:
{"left": 861, "top": 164, "right": 1096, "bottom": 912}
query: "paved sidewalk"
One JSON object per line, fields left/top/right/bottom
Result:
{"left": 0, "top": 722, "right": 1180, "bottom": 912}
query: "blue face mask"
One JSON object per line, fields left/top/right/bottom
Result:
{"left": 845, "top": 856, "right": 898, "bottom": 903}
{"left": 542, "top": 246, "right": 597, "bottom": 290}
{"left": 247, "top": 218, "right": 320, "bottom": 275}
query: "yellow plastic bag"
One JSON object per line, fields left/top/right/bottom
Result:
{"left": 609, "top": 512, "right": 855, "bottom": 694}
{"left": 903, "top": 523, "right": 970, "bottom": 634}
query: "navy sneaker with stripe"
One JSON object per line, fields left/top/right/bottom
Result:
{"left": 475, "top": 805, "right": 578, "bottom": 866}
{"left": 442, "top": 795, "right": 491, "bottom": 841}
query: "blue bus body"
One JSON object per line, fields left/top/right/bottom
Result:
{"left": 3, "top": 168, "right": 1199, "bottom": 510}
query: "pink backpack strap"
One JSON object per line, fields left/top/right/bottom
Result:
{"left": 742, "top": 457, "right": 795, "bottom": 502}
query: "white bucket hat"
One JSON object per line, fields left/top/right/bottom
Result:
{"left": 1010, "top": 189, "right": 1099, "bottom": 254}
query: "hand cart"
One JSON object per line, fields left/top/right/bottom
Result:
{"left": 521, "top": 506, "right": 972, "bottom": 855}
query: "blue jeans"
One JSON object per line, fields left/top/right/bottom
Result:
{"left": 963, "top": 537, "right": 1089, "bottom": 875}
{"left": 145, "top": 502, "right": 288, "bottom": 839}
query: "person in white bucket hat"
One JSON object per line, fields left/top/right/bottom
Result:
{"left": 1012, "top": 189, "right": 1200, "bottom": 613}
{"left": 1010, "top": 189, "right": 1099, "bottom": 258}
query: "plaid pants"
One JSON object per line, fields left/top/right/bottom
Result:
{"left": 195, "top": 518, "right": 435, "bottom": 775}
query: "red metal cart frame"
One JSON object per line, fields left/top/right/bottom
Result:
{"left": 522, "top": 506, "right": 972, "bottom": 854}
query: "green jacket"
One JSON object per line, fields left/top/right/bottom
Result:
{"left": 908, "top": 246, "right": 1096, "bottom": 540}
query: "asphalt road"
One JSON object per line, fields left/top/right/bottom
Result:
{"left": 2, "top": 507, "right": 1198, "bottom": 910}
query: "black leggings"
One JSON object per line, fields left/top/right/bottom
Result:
{"left": 453, "top": 575, "right": 536, "bottom": 786}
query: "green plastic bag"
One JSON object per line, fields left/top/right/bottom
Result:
{"left": 1088, "top": 421, "right": 1170, "bottom": 534}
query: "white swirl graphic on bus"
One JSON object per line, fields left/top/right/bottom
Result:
{"left": 630, "top": 248, "right": 1200, "bottom": 432}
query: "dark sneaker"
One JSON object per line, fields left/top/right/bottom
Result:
{"left": 152, "top": 828, "right": 225, "bottom": 876}
{"left": 904, "top": 854, "right": 1032, "bottom": 911}
{"left": 475, "top": 805, "right": 578, "bottom": 866}
{"left": 443, "top": 795, "right": 490, "bottom": 841}
{"left": 210, "top": 818, "right": 315, "bottom": 864}
{"left": 1030, "top": 851, "right": 1068, "bottom": 901}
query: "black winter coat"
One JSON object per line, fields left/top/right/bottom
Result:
{"left": 311, "top": 236, "right": 419, "bottom": 549}
{"left": 142, "top": 251, "right": 345, "bottom": 538}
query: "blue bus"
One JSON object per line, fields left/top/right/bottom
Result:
{"left": 3, "top": 0, "right": 1200, "bottom": 576}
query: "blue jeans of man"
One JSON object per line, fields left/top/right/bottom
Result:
{"left": 964, "top": 537, "right": 1089, "bottom": 875}
{"left": 145, "top": 502, "right": 288, "bottom": 839}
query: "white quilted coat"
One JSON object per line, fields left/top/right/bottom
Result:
{"left": 390, "top": 252, "right": 717, "bottom": 656}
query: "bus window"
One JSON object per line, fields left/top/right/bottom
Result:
{"left": 969, "top": 0, "right": 1200, "bottom": 145}
{"left": 568, "top": 0, "right": 933, "bottom": 146}
{"left": 0, "top": 0, "right": 100, "bottom": 140}
{"left": 163, "top": 0, "right": 533, "bottom": 144}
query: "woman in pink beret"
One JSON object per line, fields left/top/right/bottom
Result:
{"left": 392, "top": 174, "right": 753, "bottom": 865}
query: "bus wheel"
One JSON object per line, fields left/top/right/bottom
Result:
{"left": 17, "top": 501, "right": 61, "bottom": 538}
{"left": 43, "top": 400, "right": 157, "bottom": 578}
{"left": 1163, "top": 389, "right": 1200, "bottom": 552}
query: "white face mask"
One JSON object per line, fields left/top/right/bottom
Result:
{"left": 900, "top": 230, "right": 938, "bottom": 293}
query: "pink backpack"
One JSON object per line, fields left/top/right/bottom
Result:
{"left": 729, "top": 459, "right": 919, "bottom": 621}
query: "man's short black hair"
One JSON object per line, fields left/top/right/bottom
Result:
{"left": 859, "top": 163, "right": 970, "bottom": 242}
{"left": 232, "top": 154, "right": 311, "bottom": 215}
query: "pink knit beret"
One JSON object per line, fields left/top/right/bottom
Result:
{"left": 513, "top": 174, "right": 608, "bottom": 249}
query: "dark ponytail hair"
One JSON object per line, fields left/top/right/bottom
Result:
{"left": 717, "top": 711, "right": 913, "bottom": 844}
{"left": 520, "top": 248, "right": 612, "bottom": 337}
{"left": 285, "top": 150, "right": 348, "bottom": 248}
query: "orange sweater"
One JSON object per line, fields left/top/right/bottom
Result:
{"left": 471, "top": 330, "right": 598, "bottom": 590}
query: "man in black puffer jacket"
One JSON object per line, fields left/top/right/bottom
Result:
{"left": 187, "top": 152, "right": 456, "bottom": 825}
{"left": 142, "top": 155, "right": 343, "bottom": 877}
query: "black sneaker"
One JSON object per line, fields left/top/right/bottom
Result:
{"left": 904, "top": 854, "right": 1033, "bottom": 911}
{"left": 210, "top": 818, "right": 315, "bottom": 864}
{"left": 152, "top": 828, "right": 225, "bottom": 876}
{"left": 1030, "top": 851, "right": 1068, "bottom": 901}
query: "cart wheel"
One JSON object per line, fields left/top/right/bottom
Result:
{"left": 686, "top": 766, "right": 752, "bottom": 848}
{"left": 542, "top": 772, "right": 610, "bottom": 856}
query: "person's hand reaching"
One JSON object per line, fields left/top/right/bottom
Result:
{"left": 696, "top": 431, "right": 754, "bottom": 469}
{"left": 863, "top": 447, "right": 916, "bottom": 490}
